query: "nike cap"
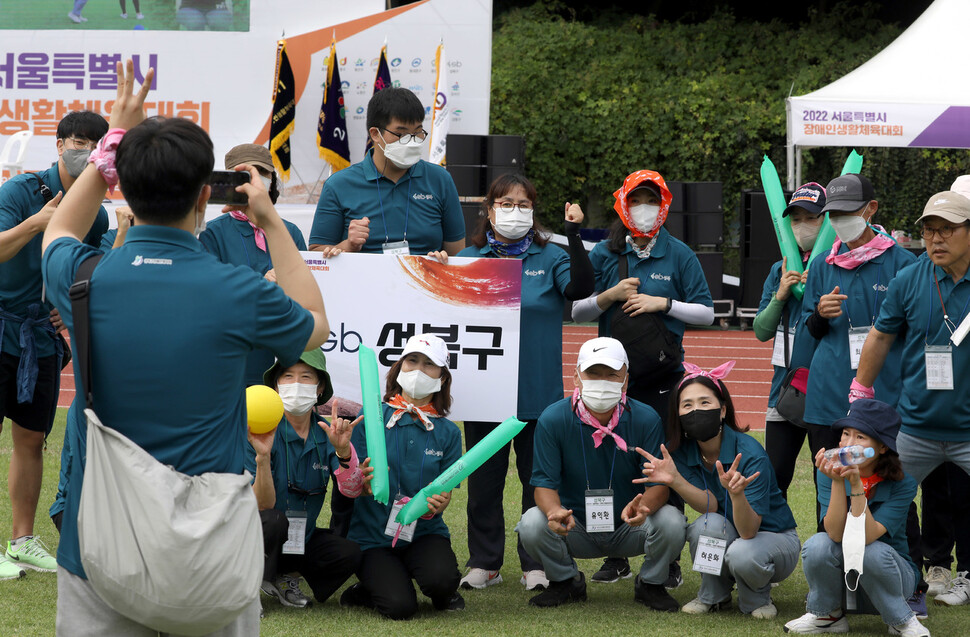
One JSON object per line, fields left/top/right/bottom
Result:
{"left": 401, "top": 333, "right": 450, "bottom": 367}
{"left": 917, "top": 191, "right": 970, "bottom": 225}
{"left": 577, "top": 337, "right": 629, "bottom": 372}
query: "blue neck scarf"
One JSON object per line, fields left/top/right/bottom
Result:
{"left": 487, "top": 229, "right": 534, "bottom": 257}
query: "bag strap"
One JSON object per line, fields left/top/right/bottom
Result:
{"left": 618, "top": 250, "right": 628, "bottom": 280}
{"left": 781, "top": 303, "right": 791, "bottom": 369}
{"left": 31, "top": 173, "right": 53, "bottom": 204}
{"left": 69, "top": 254, "right": 104, "bottom": 410}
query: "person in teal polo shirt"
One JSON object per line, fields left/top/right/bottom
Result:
{"left": 339, "top": 334, "right": 464, "bottom": 620}
{"left": 0, "top": 111, "right": 109, "bottom": 580}
{"left": 247, "top": 349, "right": 364, "bottom": 611}
{"left": 516, "top": 337, "right": 686, "bottom": 612}
{"left": 40, "top": 66, "right": 329, "bottom": 635}
{"left": 785, "top": 400, "right": 929, "bottom": 637}
{"left": 453, "top": 173, "right": 593, "bottom": 593}
{"left": 638, "top": 360, "right": 799, "bottom": 620}
{"left": 308, "top": 88, "right": 465, "bottom": 257}
{"left": 201, "top": 143, "right": 308, "bottom": 385}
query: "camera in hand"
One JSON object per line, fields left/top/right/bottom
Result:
{"left": 207, "top": 170, "right": 250, "bottom": 206}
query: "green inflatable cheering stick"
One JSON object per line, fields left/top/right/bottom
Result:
{"left": 359, "top": 345, "right": 389, "bottom": 505}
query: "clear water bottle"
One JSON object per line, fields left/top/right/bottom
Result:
{"left": 823, "top": 445, "right": 875, "bottom": 466}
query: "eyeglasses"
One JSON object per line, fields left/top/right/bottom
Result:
{"left": 493, "top": 201, "right": 534, "bottom": 214}
{"left": 63, "top": 137, "right": 98, "bottom": 151}
{"left": 920, "top": 223, "right": 968, "bottom": 240}
{"left": 380, "top": 128, "right": 427, "bottom": 144}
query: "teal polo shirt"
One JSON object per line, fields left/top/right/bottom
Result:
{"left": 99, "top": 228, "right": 118, "bottom": 251}
{"left": 531, "top": 397, "right": 665, "bottom": 525}
{"left": 457, "top": 241, "right": 570, "bottom": 419}
{"left": 817, "top": 471, "right": 919, "bottom": 584}
{"left": 672, "top": 426, "right": 796, "bottom": 533}
{"left": 757, "top": 259, "right": 817, "bottom": 407}
{"left": 588, "top": 228, "right": 712, "bottom": 371}
{"left": 42, "top": 225, "right": 314, "bottom": 579}
{"left": 800, "top": 245, "right": 916, "bottom": 426}
{"left": 875, "top": 255, "right": 970, "bottom": 441}
{"left": 0, "top": 164, "right": 107, "bottom": 358}
{"left": 309, "top": 150, "right": 465, "bottom": 254}
{"left": 200, "top": 214, "right": 307, "bottom": 385}
{"left": 243, "top": 413, "right": 338, "bottom": 540}
{"left": 347, "top": 403, "right": 462, "bottom": 551}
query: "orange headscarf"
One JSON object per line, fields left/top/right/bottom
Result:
{"left": 612, "top": 170, "right": 673, "bottom": 239}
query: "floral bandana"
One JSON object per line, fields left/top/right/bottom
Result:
{"left": 385, "top": 394, "right": 439, "bottom": 431}
{"left": 678, "top": 360, "right": 736, "bottom": 391}
{"left": 571, "top": 388, "right": 628, "bottom": 451}
{"left": 626, "top": 233, "right": 659, "bottom": 259}
{"left": 825, "top": 224, "right": 895, "bottom": 270}
{"left": 613, "top": 170, "right": 673, "bottom": 239}
{"left": 860, "top": 473, "right": 884, "bottom": 500}
{"left": 486, "top": 229, "right": 534, "bottom": 257}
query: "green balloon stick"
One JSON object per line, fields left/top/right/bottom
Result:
{"left": 395, "top": 417, "right": 527, "bottom": 526}
{"left": 761, "top": 155, "right": 806, "bottom": 299}
{"left": 806, "top": 150, "right": 864, "bottom": 270}
{"left": 359, "top": 345, "right": 389, "bottom": 505}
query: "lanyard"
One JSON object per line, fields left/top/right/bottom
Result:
{"left": 394, "top": 418, "right": 433, "bottom": 498}
{"left": 577, "top": 417, "right": 618, "bottom": 491}
{"left": 837, "top": 264, "right": 882, "bottom": 328}
{"left": 925, "top": 269, "right": 970, "bottom": 342}
{"left": 375, "top": 173, "right": 412, "bottom": 245}
{"left": 282, "top": 420, "right": 328, "bottom": 510}
{"left": 700, "top": 467, "right": 728, "bottom": 534}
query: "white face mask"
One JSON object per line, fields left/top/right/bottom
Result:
{"left": 278, "top": 382, "right": 319, "bottom": 416}
{"left": 580, "top": 378, "right": 625, "bottom": 412}
{"left": 629, "top": 204, "right": 660, "bottom": 234}
{"left": 397, "top": 369, "right": 442, "bottom": 400}
{"left": 829, "top": 214, "right": 868, "bottom": 243}
{"left": 791, "top": 221, "right": 820, "bottom": 251}
{"left": 492, "top": 207, "right": 534, "bottom": 240}
{"left": 380, "top": 133, "right": 424, "bottom": 169}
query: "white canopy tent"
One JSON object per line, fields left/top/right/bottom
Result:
{"left": 786, "top": 0, "right": 970, "bottom": 188}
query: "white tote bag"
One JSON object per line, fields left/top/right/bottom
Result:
{"left": 77, "top": 409, "right": 262, "bottom": 636}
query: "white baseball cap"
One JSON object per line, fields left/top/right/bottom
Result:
{"left": 401, "top": 333, "right": 450, "bottom": 367}
{"left": 577, "top": 337, "right": 629, "bottom": 372}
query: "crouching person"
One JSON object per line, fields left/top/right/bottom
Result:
{"left": 516, "top": 337, "right": 686, "bottom": 610}
{"left": 247, "top": 349, "right": 364, "bottom": 610}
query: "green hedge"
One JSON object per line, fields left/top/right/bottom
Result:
{"left": 490, "top": 3, "right": 970, "bottom": 254}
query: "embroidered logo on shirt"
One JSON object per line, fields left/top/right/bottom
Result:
{"left": 312, "top": 462, "right": 329, "bottom": 472}
{"left": 524, "top": 269, "right": 545, "bottom": 276}
{"left": 650, "top": 272, "right": 672, "bottom": 281}
{"left": 424, "top": 448, "right": 443, "bottom": 457}
{"left": 131, "top": 255, "right": 173, "bottom": 266}
{"left": 872, "top": 283, "right": 888, "bottom": 292}
{"left": 412, "top": 193, "right": 434, "bottom": 200}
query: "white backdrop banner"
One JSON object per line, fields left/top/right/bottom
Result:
{"left": 304, "top": 252, "right": 520, "bottom": 423}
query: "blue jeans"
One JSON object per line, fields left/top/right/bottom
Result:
{"left": 515, "top": 504, "right": 686, "bottom": 584}
{"left": 801, "top": 532, "right": 915, "bottom": 626}
{"left": 896, "top": 430, "right": 970, "bottom": 483}
{"left": 686, "top": 513, "right": 800, "bottom": 613}
{"left": 72, "top": 0, "right": 88, "bottom": 13}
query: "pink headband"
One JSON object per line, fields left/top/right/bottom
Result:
{"left": 678, "top": 361, "right": 736, "bottom": 391}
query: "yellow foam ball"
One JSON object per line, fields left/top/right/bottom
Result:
{"left": 246, "top": 385, "right": 283, "bottom": 434}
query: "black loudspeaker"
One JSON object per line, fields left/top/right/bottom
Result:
{"left": 461, "top": 201, "right": 483, "bottom": 238}
{"left": 741, "top": 190, "right": 786, "bottom": 261}
{"left": 664, "top": 212, "right": 686, "bottom": 242}
{"left": 686, "top": 212, "right": 723, "bottom": 246}
{"left": 695, "top": 251, "right": 723, "bottom": 299}
{"left": 486, "top": 165, "right": 524, "bottom": 188}
{"left": 486, "top": 135, "right": 525, "bottom": 168}
{"left": 686, "top": 182, "right": 723, "bottom": 213}
{"left": 740, "top": 257, "right": 776, "bottom": 308}
{"left": 447, "top": 135, "right": 486, "bottom": 165}
{"left": 666, "top": 181, "right": 686, "bottom": 214}
{"left": 447, "top": 165, "right": 486, "bottom": 198}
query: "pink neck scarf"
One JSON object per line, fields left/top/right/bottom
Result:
{"left": 571, "top": 389, "right": 627, "bottom": 451}
{"left": 228, "top": 211, "right": 267, "bottom": 252}
{"left": 678, "top": 360, "right": 735, "bottom": 391}
{"left": 825, "top": 225, "right": 895, "bottom": 270}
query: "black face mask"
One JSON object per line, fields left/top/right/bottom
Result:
{"left": 680, "top": 408, "right": 722, "bottom": 442}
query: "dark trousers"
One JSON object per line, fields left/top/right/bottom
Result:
{"left": 260, "top": 508, "right": 361, "bottom": 603}
{"left": 357, "top": 533, "right": 460, "bottom": 620}
{"left": 910, "top": 462, "right": 970, "bottom": 573}
{"left": 799, "top": 423, "right": 843, "bottom": 533}
{"left": 464, "top": 419, "right": 541, "bottom": 572}
{"left": 626, "top": 369, "right": 683, "bottom": 424}
{"left": 329, "top": 476, "right": 355, "bottom": 538}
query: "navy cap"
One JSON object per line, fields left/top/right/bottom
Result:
{"left": 821, "top": 174, "right": 875, "bottom": 213}
{"left": 782, "top": 182, "right": 827, "bottom": 217}
{"left": 831, "top": 399, "right": 901, "bottom": 453}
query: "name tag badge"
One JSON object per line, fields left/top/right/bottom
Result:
{"left": 692, "top": 534, "right": 727, "bottom": 575}
{"left": 848, "top": 326, "right": 871, "bottom": 370}
{"left": 925, "top": 345, "right": 954, "bottom": 390}
{"left": 384, "top": 498, "right": 417, "bottom": 543}
{"left": 770, "top": 327, "right": 796, "bottom": 367}
{"left": 382, "top": 240, "right": 410, "bottom": 256}
{"left": 282, "top": 510, "right": 307, "bottom": 555}
{"left": 584, "top": 489, "right": 614, "bottom": 533}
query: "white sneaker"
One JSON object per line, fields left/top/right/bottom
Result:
{"left": 520, "top": 570, "right": 549, "bottom": 591}
{"left": 888, "top": 616, "right": 931, "bottom": 637}
{"left": 925, "top": 565, "right": 951, "bottom": 597}
{"left": 136, "top": 13, "right": 144, "bottom": 19}
{"left": 935, "top": 571, "right": 970, "bottom": 606}
{"left": 68, "top": 12, "right": 82, "bottom": 23}
{"left": 784, "top": 611, "right": 850, "bottom": 634}
{"left": 682, "top": 597, "right": 730, "bottom": 614}
{"left": 751, "top": 600, "right": 778, "bottom": 619}
{"left": 459, "top": 568, "right": 502, "bottom": 590}
{"left": 120, "top": 12, "right": 128, "bottom": 18}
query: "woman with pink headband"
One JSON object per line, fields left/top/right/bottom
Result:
{"left": 635, "top": 361, "right": 799, "bottom": 619}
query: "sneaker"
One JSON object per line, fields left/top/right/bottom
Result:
{"left": 339, "top": 582, "right": 371, "bottom": 608}
{"left": 591, "top": 557, "right": 631, "bottom": 583}
{"left": 432, "top": 591, "right": 465, "bottom": 611}
{"left": 6, "top": 537, "right": 56, "bottom": 572}
{"left": 925, "top": 566, "right": 951, "bottom": 597}
{"left": 459, "top": 567, "right": 502, "bottom": 590}
{"left": 260, "top": 574, "right": 312, "bottom": 608}
{"left": 888, "top": 616, "right": 931, "bottom": 637}
{"left": 907, "top": 590, "right": 928, "bottom": 619}
{"left": 68, "top": 12, "right": 82, "bottom": 23}
{"left": 634, "top": 576, "right": 679, "bottom": 612}
{"left": 136, "top": 13, "right": 145, "bottom": 19}
{"left": 935, "top": 571, "right": 970, "bottom": 606}
{"left": 783, "top": 611, "right": 850, "bottom": 634}
{"left": 0, "top": 553, "right": 25, "bottom": 580}
{"left": 520, "top": 570, "right": 549, "bottom": 591}
{"left": 664, "top": 561, "right": 683, "bottom": 589}
{"left": 528, "top": 572, "right": 586, "bottom": 608}
{"left": 681, "top": 596, "right": 730, "bottom": 614}
{"left": 120, "top": 12, "right": 128, "bottom": 18}
{"left": 751, "top": 600, "right": 778, "bottom": 619}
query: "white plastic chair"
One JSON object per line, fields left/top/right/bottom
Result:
{"left": 0, "top": 130, "right": 33, "bottom": 185}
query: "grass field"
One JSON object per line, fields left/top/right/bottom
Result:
{"left": 0, "top": 411, "right": 964, "bottom": 636}
{"left": 0, "top": 0, "right": 251, "bottom": 32}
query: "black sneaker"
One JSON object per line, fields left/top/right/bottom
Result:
{"left": 634, "top": 577, "right": 679, "bottom": 612}
{"left": 433, "top": 591, "right": 466, "bottom": 611}
{"left": 664, "top": 561, "right": 683, "bottom": 589}
{"left": 591, "top": 557, "right": 632, "bottom": 583}
{"left": 529, "top": 572, "right": 587, "bottom": 608}
{"left": 339, "top": 583, "right": 372, "bottom": 608}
